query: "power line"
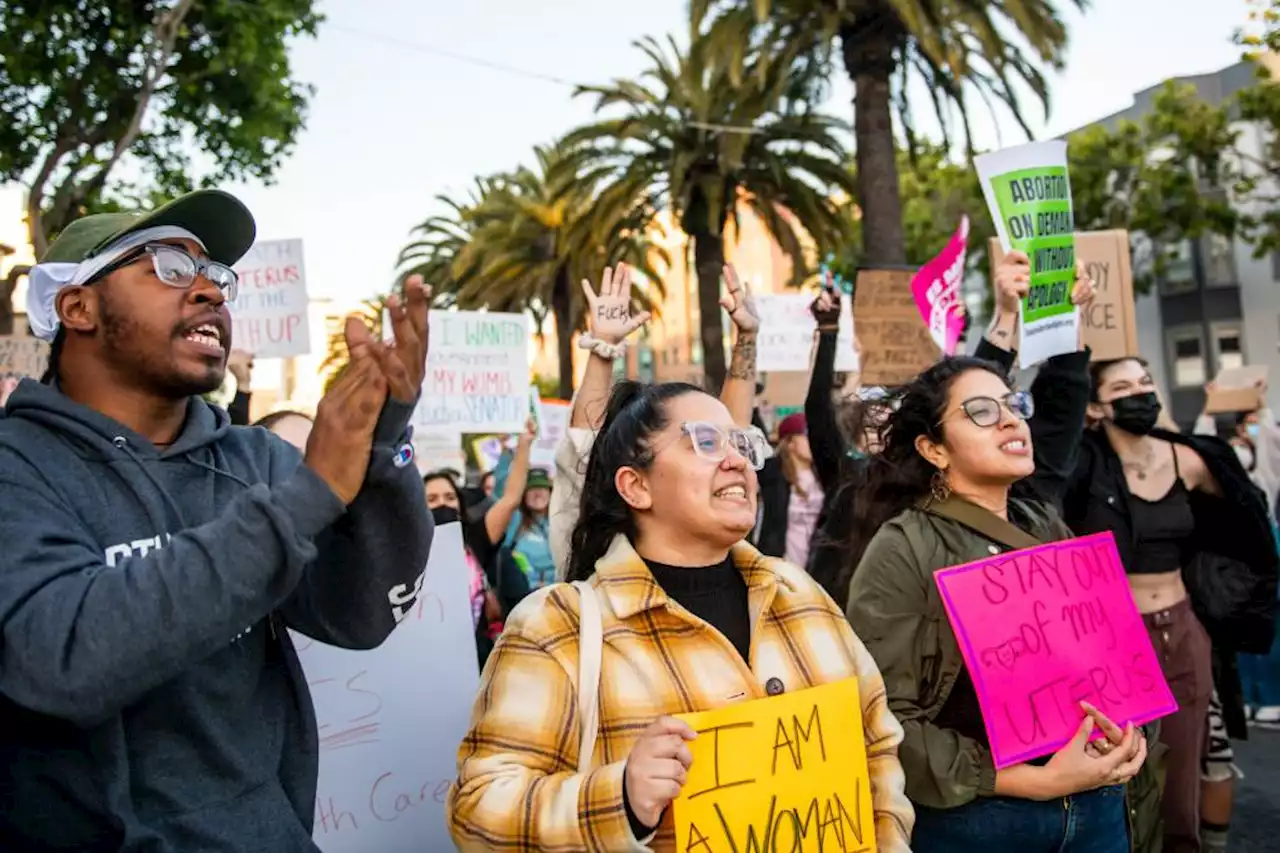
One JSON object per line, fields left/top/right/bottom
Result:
{"left": 325, "top": 23, "right": 582, "bottom": 89}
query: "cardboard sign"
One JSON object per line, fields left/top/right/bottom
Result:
{"left": 0, "top": 335, "right": 50, "bottom": 406}
{"left": 1205, "top": 365, "right": 1269, "bottom": 414}
{"left": 295, "top": 523, "right": 478, "bottom": 852}
{"left": 852, "top": 268, "right": 940, "bottom": 386}
{"left": 673, "top": 678, "right": 877, "bottom": 853}
{"left": 989, "top": 230, "right": 1138, "bottom": 362}
{"left": 229, "top": 239, "right": 312, "bottom": 358}
{"left": 412, "top": 311, "right": 531, "bottom": 434}
{"left": 934, "top": 533, "right": 1177, "bottom": 768}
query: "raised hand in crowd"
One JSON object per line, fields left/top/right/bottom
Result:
{"left": 305, "top": 275, "right": 430, "bottom": 504}
{"left": 720, "top": 264, "right": 760, "bottom": 421}
{"left": 990, "top": 251, "right": 1095, "bottom": 351}
{"left": 377, "top": 274, "right": 432, "bottom": 402}
{"left": 581, "top": 263, "right": 650, "bottom": 347}
{"left": 810, "top": 284, "right": 842, "bottom": 329}
{"left": 623, "top": 716, "right": 697, "bottom": 830}
{"left": 720, "top": 263, "right": 760, "bottom": 335}
{"left": 304, "top": 321, "right": 390, "bottom": 504}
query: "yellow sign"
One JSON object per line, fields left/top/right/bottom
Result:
{"left": 673, "top": 678, "right": 877, "bottom": 853}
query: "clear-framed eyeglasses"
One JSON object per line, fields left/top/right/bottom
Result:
{"left": 681, "top": 421, "right": 770, "bottom": 471}
{"left": 100, "top": 243, "right": 239, "bottom": 301}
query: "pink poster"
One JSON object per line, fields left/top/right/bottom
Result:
{"left": 910, "top": 216, "right": 969, "bottom": 356}
{"left": 934, "top": 532, "right": 1177, "bottom": 769}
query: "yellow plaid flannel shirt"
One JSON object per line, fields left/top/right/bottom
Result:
{"left": 447, "top": 535, "right": 914, "bottom": 851}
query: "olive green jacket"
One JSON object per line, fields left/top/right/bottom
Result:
{"left": 845, "top": 496, "right": 1164, "bottom": 848}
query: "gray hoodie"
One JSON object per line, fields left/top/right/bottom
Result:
{"left": 0, "top": 380, "right": 434, "bottom": 851}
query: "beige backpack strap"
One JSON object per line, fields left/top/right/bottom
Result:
{"left": 571, "top": 580, "right": 603, "bottom": 774}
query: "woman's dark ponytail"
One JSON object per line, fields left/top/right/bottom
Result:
{"left": 565, "top": 380, "right": 703, "bottom": 582}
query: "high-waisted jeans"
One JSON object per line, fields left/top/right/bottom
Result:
{"left": 911, "top": 785, "right": 1129, "bottom": 852}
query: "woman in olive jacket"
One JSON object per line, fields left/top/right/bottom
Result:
{"left": 845, "top": 258, "right": 1156, "bottom": 851}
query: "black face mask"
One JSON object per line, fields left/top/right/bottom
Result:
{"left": 1109, "top": 391, "right": 1162, "bottom": 436}
{"left": 431, "top": 505, "right": 460, "bottom": 526}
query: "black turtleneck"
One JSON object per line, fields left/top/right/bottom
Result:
{"left": 644, "top": 557, "right": 751, "bottom": 662}
{"left": 622, "top": 556, "right": 753, "bottom": 839}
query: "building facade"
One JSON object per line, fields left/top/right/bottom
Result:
{"left": 1071, "top": 58, "right": 1280, "bottom": 425}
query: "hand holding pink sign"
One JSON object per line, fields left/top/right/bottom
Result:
{"left": 910, "top": 216, "right": 969, "bottom": 356}
{"left": 934, "top": 532, "right": 1176, "bottom": 769}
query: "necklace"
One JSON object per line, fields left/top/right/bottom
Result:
{"left": 1120, "top": 445, "right": 1157, "bottom": 480}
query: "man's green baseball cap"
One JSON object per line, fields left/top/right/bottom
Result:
{"left": 40, "top": 189, "right": 257, "bottom": 265}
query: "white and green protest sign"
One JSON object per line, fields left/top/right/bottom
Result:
{"left": 975, "top": 141, "right": 1078, "bottom": 368}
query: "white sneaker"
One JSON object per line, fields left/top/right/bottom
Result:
{"left": 1253, "top": 705, "right": 1280, "bottom": 727}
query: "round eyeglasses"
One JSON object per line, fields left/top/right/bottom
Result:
{"left": 947, "top": 391, "right": 1035, "bottom": 428}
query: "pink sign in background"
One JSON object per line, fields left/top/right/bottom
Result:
{"left": 910, "top": 216, "right": 969, "bottom": 356}
{"left": 934, "top": 532, "right": 1177, "bottom": 768}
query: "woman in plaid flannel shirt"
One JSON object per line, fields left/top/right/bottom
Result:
{"left": 448, "top": 380, "right": 913, "bottom": 851}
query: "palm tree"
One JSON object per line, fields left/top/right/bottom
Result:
{"left": 563, "top": 32, "right": 854, "bottom": 388}
{"left": 695, "top": 0, "right": 1083, "bottom": 266}
{"left": 398, "top": 141, "right": 667, "bottom": 399}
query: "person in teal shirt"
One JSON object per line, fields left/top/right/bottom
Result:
{"left": 506, "top": 468, "right": 556, "bottom": 590}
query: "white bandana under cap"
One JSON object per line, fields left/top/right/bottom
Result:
{"left": 26, "top": 226, "right": 206, "bottom": 342}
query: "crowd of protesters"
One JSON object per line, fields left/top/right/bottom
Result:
{"left": 0, "top": 187, "right": 1276, "bottom": 853}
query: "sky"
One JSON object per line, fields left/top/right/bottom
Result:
{"left": 219, "top": 0, "right": 1251, "bottom": 307}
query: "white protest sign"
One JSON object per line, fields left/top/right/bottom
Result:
{"left": 754, "top": 293, "right": 857, "bottom": 373}
{"left": 298, "top": 523, "right": 476, "bottom": 853}
{"left": 413, "top": 429, "right": 466, "bottom": 476}
{"left": 229, "top": 239, "right": 312, "bottom": 358}
{"left": 0, "top": 335, "right": 49, "bottom": 406}
{"left": 412, "top": 311, "right": 531, "bottom": 434}
{"left": 975, "top": 141, "right": 1079, "bottom": 368}
{"left": 531, "top": 399, "right": 570, "bottom": 471}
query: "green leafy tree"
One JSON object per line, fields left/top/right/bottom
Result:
{"left": 0, "top": 0, "right": 321, "bottom": 332}
{"left": 563, "top": 32, "right": 854, "bottom": 388}
{"left": 1233, "top": 0, "right": 1280, "bottom": 254}
{"left": 397, "top": 141, "right": 667, "bottom": 399}
{"left": 1064, "top": 82, "right": 1244, "bottom": 291}
{"left": 694, "top": 0, "right": 1082, "bottom": 267}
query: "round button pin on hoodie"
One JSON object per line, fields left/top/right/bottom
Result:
{"left": 394, "top": 442, "right": 414, "bottom": 469}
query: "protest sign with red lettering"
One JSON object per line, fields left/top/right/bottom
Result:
{"left": 229, "top": 238, "right": 311, "bottom": 358}
{"left": 910, "top": 216, "right": 968, "bottom": 356}
{"left": 412, "top": 310, "right": 531, "bottom": 434}
{"left": 294, "top": 523, "right": 476, "bottom": 852}
{"left": 934, "top": 532, "right": 1176, "bottom": 768}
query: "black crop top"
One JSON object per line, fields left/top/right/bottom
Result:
{"left": 1126, "top": 446, "right": 1196, "bottom": 575}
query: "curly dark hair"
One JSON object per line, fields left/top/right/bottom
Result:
{"left": 832, "top": 356, "right": 1011, "bottom": 599}
{"left": 565, "top": 380, "right": 704, "bottom": 583}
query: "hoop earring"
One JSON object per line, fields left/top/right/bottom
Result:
{"left": 930, "top": 469, "right": 952, "bottom": 503}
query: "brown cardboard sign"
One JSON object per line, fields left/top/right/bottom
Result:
{"left": 1205, "top": 365, "right": 1269, "bottom": 414}
{"left": 988, "top": 230, "right": 1138, "bottom": 362}
{"left": 0, "top": 335, "right": 50, "bottom": 406}
{"left": 852, "top": 268, "right": 940, "bottom": 386}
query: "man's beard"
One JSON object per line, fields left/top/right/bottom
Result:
{"left": 99, "top": 291, "right": 225, "bottom": 399}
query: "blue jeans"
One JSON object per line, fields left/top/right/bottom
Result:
{"left": 1239, "top": 584, "right": 1280, "bottom": 706}
{"left": 912, "top": 786, "right": 1129, "bottom": 853}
